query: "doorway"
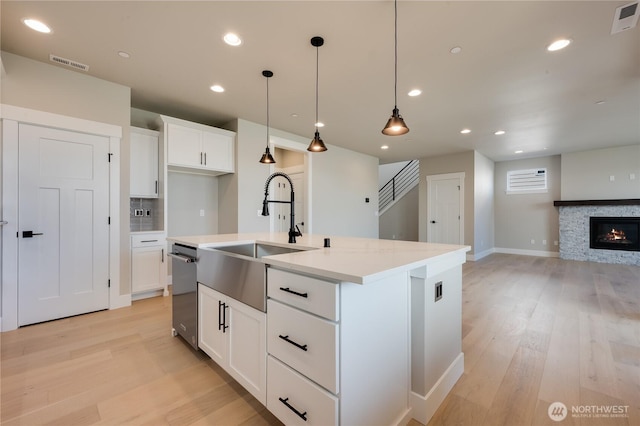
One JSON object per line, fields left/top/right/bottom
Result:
{"left": 427, "top": 172, "right": 465, "bottom": 245}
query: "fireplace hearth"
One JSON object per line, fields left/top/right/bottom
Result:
{"left": 590, "top": 217, "right": 640, "bottom": 251}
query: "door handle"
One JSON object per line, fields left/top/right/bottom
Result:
{"left": 22, "top": 231, "right": 44, "bottom": 238}
{"left": 0, "top": 221, "right": 8, "bottom": 226}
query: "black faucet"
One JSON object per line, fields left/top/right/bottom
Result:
{"left": 261, "top": 172, "right": 302, "bottom": 243}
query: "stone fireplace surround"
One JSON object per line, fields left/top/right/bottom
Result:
{"left": 555, "top": 199, "right": 640, "bottom": 266}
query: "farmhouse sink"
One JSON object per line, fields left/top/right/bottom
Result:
{"left": 213, "top": 242, "right": 309, "bottom": 258}
{"left": 197, "top": 243, "right": 311, "bottom": 312}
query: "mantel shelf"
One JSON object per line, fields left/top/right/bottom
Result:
{"left": 553, "top": 199, "right": 640, "bottom": 207}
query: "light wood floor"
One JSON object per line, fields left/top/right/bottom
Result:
{"left": 1, "top": 254, "right": 639, "bottom": 426}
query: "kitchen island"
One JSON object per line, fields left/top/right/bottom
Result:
{"left": 168, "top": 233, "right": 470, "bottom": 425}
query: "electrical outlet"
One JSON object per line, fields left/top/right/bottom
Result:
{"left": 554, "top": 240, "right": 559, "bottom": 246}
{"left": 542, "top": 239, "right": 547, "bottom": 245}
{"left": 257, "top": 209, "right": 262, "bottom": 217}
{"left": 631, "top": 173, "right": 636, "bottom": 180}
{"left": 610, "top": 175, "right": 615, "bottom": 182}
{"left": 435, "top": 281, "right": 443, "bottom": 302}
{"left": 199, "top": 209, "right": 205, "bottom": 217}
{"left": 531, "top": 239, "right": 535, "bottom": 245}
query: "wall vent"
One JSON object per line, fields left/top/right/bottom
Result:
{"left": 49, "top": 54, "right": 89, "bottom": 72}
{"left": 506, "top": 168, "right": 548, "bottom": 194}
{"left": 611, "top": 1, "right": 639, "bottom": 34}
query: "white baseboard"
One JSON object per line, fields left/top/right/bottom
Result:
{"left": 494, "top": 247, "right": 560, "bottom": 258}
{"left": 467, "top": 248, "right": 495, "bottom": 261}
{"left": 410, "top": 352, "right": 464, "bottom": 425}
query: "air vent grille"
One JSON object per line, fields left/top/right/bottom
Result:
{"left": 49, "top": 54, "right": 89, "bottom": 72}
{"left": 506, "top": 168, "right": 548, "bottom": 194}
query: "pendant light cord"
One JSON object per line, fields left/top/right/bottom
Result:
{"left": 394, "top": 0, "right": 398, "bottom": 109}
{"left": 315, "top": 45, "right": 319, "bottom": 131}
{"left": 266, "top": 76, "right": 270, "bottom": 143}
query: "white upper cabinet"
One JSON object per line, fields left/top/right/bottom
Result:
{"left": 130, "top": 127, "right": 159, "bottom": 198}
{"left": 160, "top": 116, "right": 235, "bottom": 175}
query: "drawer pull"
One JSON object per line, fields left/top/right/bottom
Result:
{"left": 279, "top": 287, "right": 308, "bottom": 298}
{"left": 278, "top": 397, "right": 307, "bottom": 421}
{"left": 140, "top": 239, "right": 158, "bottom": 243}
{"left": 278, "top": 334, "right": 308, "bottom": 351}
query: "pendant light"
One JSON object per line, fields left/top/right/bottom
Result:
{"left": 308, "top": 36, "right": 328, "bottom": 152}
{"left": 382, "top": 0, "right": 409, "bottom": 136}
{"left": 259, "top": 70, "right": 276, "bottom": 164}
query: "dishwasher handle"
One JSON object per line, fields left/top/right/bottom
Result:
{"left": 168, "top": 252, "right": 197, "bottom": 263}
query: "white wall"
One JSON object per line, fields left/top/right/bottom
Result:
{"left": 494, "top": 155, "right": 561, "bottom": 253}
{"left": 561, "top": 145, "right": 640, "bottom": 200}
{"left": 167, "top": 173, "right": 219, "bottom": 237}
{"left": 220, "top": 119, "right": 379, "bottom": 238}
{"left": 474, "top": 152, "right": 495, "bottom": 256}
{"left": 0, "top": 51, "right": 132, "bottom": 296}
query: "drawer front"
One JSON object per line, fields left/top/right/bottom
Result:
{"left": 267, "top": 299, "right": 338, "bottom": 393}
{"left": 267, "top": 356, "right": 338, "bottom": 426}
{"left": 267, "top": 268, "right": 339, "bottom": 321}
{"left": 131, "top": 233, "right": 165, "bottom": 248}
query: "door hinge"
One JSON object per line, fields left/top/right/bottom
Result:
{"left": 108, "top": 153, "right": 113, "bottom": 162}
{"left": 108, "top": 216, "right": 111, "bottom": 225}
{"left": 108, "top": 279, "right": 111, "bottom": 288}
{"left": 457, "top": 185, "right": 460, "bottom": 190}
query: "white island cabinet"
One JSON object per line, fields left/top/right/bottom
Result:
{"left": 168, "top": 233, "right": 470, "bottom": 426}
{"left": 198, "top": 284, "right": 266, "bottom": 405}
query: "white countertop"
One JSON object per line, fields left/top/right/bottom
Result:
{"left": 168, "top": 233, "right": 470, "bottom": 284}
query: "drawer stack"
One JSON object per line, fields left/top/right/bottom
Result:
{"left": 266, "top": 268, "right": 339, "bottom": 425}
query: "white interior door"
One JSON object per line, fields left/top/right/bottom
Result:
{"left": 18, "top": 124, "right": 110, "bottom": 326}
{"left": 427, "top": 174, "right": 464, "bottom": 245}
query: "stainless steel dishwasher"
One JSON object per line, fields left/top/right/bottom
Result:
{"left": 169, "top": 244, "right": 198, "bottom": 350}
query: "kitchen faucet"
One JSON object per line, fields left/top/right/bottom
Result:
{"left": 261, "top": 172, "right": 302, "bottom": 243}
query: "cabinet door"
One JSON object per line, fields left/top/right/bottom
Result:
{"left": 201, "top": 131, "right": 234, "bottom": 172}
{"left": 130, "top": 129, "right": 159, "bottom": 198}
{"left": 131, "top": 246, "right": 163, "bottom": 293}
{"left": 198, "top": 284, "right": 226, "bottom": 365}
{"left": 167, "top": 123, "right": 202, "bottom": 168}
{"left": 227, "top": 299, "right": 266, "bottom": 405}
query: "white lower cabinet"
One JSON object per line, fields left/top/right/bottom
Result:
{"left": 267, "top": 355, "right": 338, "bottom": 426}
{"left": 130, "top": 233, "right": 167, "bottom": 297}
{"left": 198, "top": 284, "right": 266, "bottom": 405}
{"left": 266, "top": 267, "right": 410, "bottom": 426}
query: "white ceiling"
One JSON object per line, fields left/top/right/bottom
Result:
{"left": 1, "top": 1, "right": 639, "bottom": 164}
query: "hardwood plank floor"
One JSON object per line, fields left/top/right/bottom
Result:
{"left": 1, "top": 254, "right": 639, "bottom": 425}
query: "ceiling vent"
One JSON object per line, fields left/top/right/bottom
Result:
{"left": 49, "top": 54, "right": 89, "bottom": 72}
{"left": 611, "top": 1, "right": 639, "bottom": 34}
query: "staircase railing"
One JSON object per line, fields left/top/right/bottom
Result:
{"left": 379, "top": 160, "right": 419, "bottom": 214}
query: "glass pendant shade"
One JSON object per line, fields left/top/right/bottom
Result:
{"left": 259, "top": 69, "right": 276, "bottom": 164}
{"left": 382, "top": 107, "right": 409, "bottom": 135}
{"left": 308, "top": 130, "right": 327, "bottom": 152}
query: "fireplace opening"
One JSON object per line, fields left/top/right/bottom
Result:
{"left": 590, "top": 217, "right": 640, "bottom": 251}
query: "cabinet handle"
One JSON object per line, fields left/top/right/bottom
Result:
{"left": 200, "top": 152, "right": 203, "bottom": 165}
{"left": 278, "top": 334, "right": 307, "bottom": 351}
{"left": 161, "top": 248, "right": 164, "bottom": 263}
{"left": 141, "top": 239, "right": 158, "bottom": 243}
{"left": 155, "top": 180, "right": 158, "bottom": 194}
{"left": 279, "top": 287, "right": 308, "bottom": 298}
{"left": 218, "top": 301, "right": 229, "bottom": 332}
{"left": 204, "top": 152, "right": 207, "bottom": 165}
{"left": 278, "top": 397, "right": 307, "bottom": 421}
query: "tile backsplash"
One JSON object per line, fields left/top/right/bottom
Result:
{"left": 130, "top": 198, "right": 162, "bottom": 232}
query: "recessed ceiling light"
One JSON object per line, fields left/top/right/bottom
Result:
{"left": 408, "top": 89, "right": 422, "bottom": 97}
{"left": 381, "top": 145, "right": 389, "bottom": 150}
{"left": 595, "top": 100, "right": 606, "bottom": 105}
{"left": 450, "top": 46, "right": 462, "bottom": 54}
{"left": 291, "top": 113, "right": 298, "bottom": 118}
{"left": 547, "top": 38, "right": 571, "bottom": 52}
{"left": 460, "top": 128, "right": 471, "bottom": 134}
{"left": 223, "top": 33, "right": 242, "bottom": 46}
{"left": 494, "top": 130, "right": 506, "bottom": 135}
{"left": 23, "top": 18, "right": 51, "bottom": 33}
{"left": 210, "top": 85, "right": 225, "bottom": 93}
{"left": 118, "top": 51, "right": 130, "bottom": 59}
{"left": 315, "top": 122, "right": 325, "bottom": 128}
{"left": 515, "top": 150, "right": 524, "bottom": 154}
